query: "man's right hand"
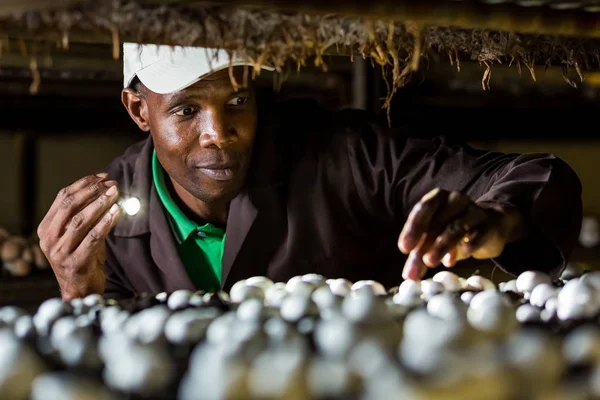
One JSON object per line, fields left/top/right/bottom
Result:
{"left": 37, "top": 173, "right": 120, "bottom": 300}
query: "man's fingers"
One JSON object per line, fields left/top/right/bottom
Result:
{"left": 423, "top": 204, "right": 489, "bottom": 267}
{"left": 441, "top": 248, "right": 457, "bottom": 268}
{"left": 73, "top": 203, "right": 120, "bottom": 259}
{"left": 38, "top": 174, "right": 110, "bottom": 246}
{"left": 409, "top": 191, "right": 472, "bottom": 261}
{"left": 399, "top": 188, "right": 446, "bottom": 254}
{"left": 424, "top": 191, "right": 472, "bottom": 238}
{"left": 40, "top": 173, "right": 108, "bottom": 228}
{"left": 60, "top": 183, "right": 120, "bottom": 253}
{"left": 402, "top": 249, "right": 428, "bottom": 280}
{"left": 468, "top": 228, "right": 506, "bottom": 259}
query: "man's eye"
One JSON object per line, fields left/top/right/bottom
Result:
{"left": 227, "top": 96, "right": 249, "bottom": 106}
{"left": 175, "top": 107, "right": 196, "bottom": 116}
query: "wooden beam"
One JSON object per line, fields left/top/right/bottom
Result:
{"left": 0, "top": 0, "right": 82, "bottom": 16}
{"left": 1, "top": 0, "right": 600, "bottom": 47}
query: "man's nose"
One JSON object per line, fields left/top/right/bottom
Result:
{"left": 199, "top": 109, "right": 237, "bottom": 149}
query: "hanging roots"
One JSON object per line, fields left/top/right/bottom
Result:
{"left": 1, "top": 1, "right": 599, "bottom": 118}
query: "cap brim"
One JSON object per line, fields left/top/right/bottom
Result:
{"left": 136, "top": 60, "right": 275, "bottom": 94}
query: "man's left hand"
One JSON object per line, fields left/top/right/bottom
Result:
{"left": 398, "top": 188, "right": 526, "bottom": 280}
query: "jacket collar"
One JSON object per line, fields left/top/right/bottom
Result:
{"left": 112, "top": 136, "right": 155, "bottom": 238}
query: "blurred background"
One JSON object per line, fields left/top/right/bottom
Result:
{"left": 0, "top": 38, "right": 599, "bottom": 307}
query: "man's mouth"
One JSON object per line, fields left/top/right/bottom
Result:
{"left": 196, "top": 163, "right": 239, "bottom": 181}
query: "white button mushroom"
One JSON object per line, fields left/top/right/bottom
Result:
{"left": 432, "top": 271, "right": 463, "bottom": 292}
{"left": 351, "top": 280, "right": 386, "bottom": 296}
{"left": 230, "top": 283, "right": 265, "bottom": 304}
{"left": 342, "top": 291, "right": 389, "bottom": 324}
{"left": 311, "top": 286, "right": 340, "bottom": 311}
{"left": 302, "top": 274, "right": 326, "bottom": 286}
{"left": 580, "top": 271, "right": 600, "bottom": 291}
{"left": 469, "top": 290, "right": 511, "bottom": 311}
{"left": 314, "top": 316, "right": 358, "bottom": 360}
{"left": 236, "top": 299, "right": 268, "bottom": 322}
{"left": 427, "top": 292, "right": 467, "bottom": 320}
{"left": 265, "top": 282, "right": 288, "bottom": 308}
{"left": 205, "top": 312, "right": 237, "bottom": 345}
{"left": 124, "top": 305, "right": 171, "bottom": 344}
{"left": 420, "top": 280, "right": 445, "bottom": 300}
{"left": 164, "top": 309, "right": 217, "bottom": 345}
{"left": 82, "top": 293, "right": 105, "bottom": 308}
{"left": 33, "top": 298, "right": 70, "bottom": 337}
{"left": 557, "top": 279, "right": 600, "bottom": 321}
{"left": 280, "top": 295, "right": 318, "bottom": 323}
{"left": 286, "top": 277, "right": 317, "bottom": 297}
{"left": 328, "top": 279, "right": 352, "bottom": 297}
{"left": 529, "top": 283, "right": 559, "bottom": 308}
{"left": 397, "top": 280, "right": 422, "bottom": 298}
{"left": 392, "top": 292, "right": 424, "bottom": 307}
{"left": 246, "top": 276, "right": 274, "bottom": 292}
{"left": 503, "top": 330, "right": 564, "bottom": 385}
{"left": 155, "top": 292, "right": 168, "bottom": 303}
{"left": 460, "top": 291, "right": 475, "bottom": 305}
{"left": 31, "top": 372, "right": 113, "bottom": 400}
{"left": 467, "top": 302, "right": 517, "bottom": 337}
{"left": 103, "top": 342, "right": 175, "bottom": 395}
{"left": 0, "top": 306, "right": 26, "bottom": 327}
{"left": 562, "top": 325, "right": 600, "bottom": 365}
{"left": 0, "top": 331, "right": 47, "bottom": 399}
{"left": 499, "top": 279, "right": 518, "bottom": 293}
{"left": 515, "top": 304, "right": 542, "bottom": 323}
{"left": 167, "top": 289, "right": 193, "bottom": 310}
{"left": 516, "top": 271, "right": 552, "bottom": 297}
{"left": 465, "top": 275, "right": 496, "bottom": 291}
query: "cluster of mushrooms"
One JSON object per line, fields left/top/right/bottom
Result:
{"left": 0, "top": 227, "right": 49, "bottom": 278}
{"left": 1, "top": 264, "right": 600, "bottom": 400}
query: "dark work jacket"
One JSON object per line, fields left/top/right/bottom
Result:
{"left": 103, "top": 99, "right": 583, "bottom": 299}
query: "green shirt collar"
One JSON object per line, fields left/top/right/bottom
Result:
{"left": 152, "top": 150, "right": 225, "bottom": 242}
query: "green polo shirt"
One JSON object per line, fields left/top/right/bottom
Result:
{"left": 152, "top": 151, "right": 225, "bottom": 291}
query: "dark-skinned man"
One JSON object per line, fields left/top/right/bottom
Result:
{"left": 37, "top": 43, "right": 583, "bottom": 300}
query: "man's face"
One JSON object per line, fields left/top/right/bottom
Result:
{"left": 135, "top": 69, "right": 257, "bottom": 204}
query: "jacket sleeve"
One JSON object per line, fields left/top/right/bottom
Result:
{"left": 342, "top": 110, "right": 583, "bottom": 278}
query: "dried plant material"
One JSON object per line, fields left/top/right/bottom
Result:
{"left": 0, "top": 1, "right": 600, "bottom": 117}
{"left": 61, "top": 30, "right": 69, "bottom": 50}
{"left": 562, "top": 65, "right": 577, "bottom": 88}
{"left": 29, "top": 56, "right": 40, "bottom": 95}
{"left": 482, "top": 64, "right": 492, "bottom": 91}
{"left": 575, "top": 61, "right": 584, "bottom": 82}
{"left": 112, "top": 27, "right": 119, "bottom": 60}
{"left": 228, "top": 50, "right": 239, "bottom": 92}
{"left": 17, "top": 37, "right": 27, "bottom": 57}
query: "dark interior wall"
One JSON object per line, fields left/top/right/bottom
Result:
{"left": 0, "top": 133, "right": 19, "bottom": 233}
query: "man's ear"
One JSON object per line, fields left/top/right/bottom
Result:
{"left": 121, "top": 88, "right": 151, "bottom": 132}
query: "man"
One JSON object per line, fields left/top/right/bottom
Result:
{"left": 37, "top": 43, "right": 582, "bottom": 300}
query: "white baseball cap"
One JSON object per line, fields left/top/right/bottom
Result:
{"left": 123, "top": 42, "right": 275, "bottom": 94}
